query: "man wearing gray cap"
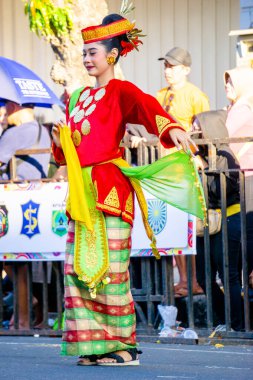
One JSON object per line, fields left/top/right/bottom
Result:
{"left": 157, "top": 47, "right": 209, "bottom": 297}
{"left": 157, "top": 47, "right": 209, "bottom": 132}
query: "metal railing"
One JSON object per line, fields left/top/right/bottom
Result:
{"left": 0, "top": 138, "right": 252, "bottom": 341}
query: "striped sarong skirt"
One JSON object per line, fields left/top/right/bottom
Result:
{"left": 61, "top": 215, "right": 137, "bottom": 356}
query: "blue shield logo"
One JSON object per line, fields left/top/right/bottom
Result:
{"left": 147, "top": 199, "right": 167, "bottom": 235}
{"left": 21, "top": 200, "right": 40, "bottom": 238}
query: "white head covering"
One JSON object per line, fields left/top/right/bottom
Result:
{"left": 224, "top": 67, "right": 253, "bottom": 110}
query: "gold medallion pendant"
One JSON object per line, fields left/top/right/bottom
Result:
{"left": 81, "top": 119, "right": 91, "bottom": 135}
{"left": 72, "top": 130, "right": 81, "bottom": 146}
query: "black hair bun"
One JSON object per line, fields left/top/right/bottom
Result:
{"left": 101, "top": 13, "right": 129, "bottom": 56}
{"left": 102, "top": 13, "right": 125, "bottom": 25}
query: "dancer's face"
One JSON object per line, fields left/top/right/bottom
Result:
{"left": 82, "top": 42, "right": 115, "bottom": 78}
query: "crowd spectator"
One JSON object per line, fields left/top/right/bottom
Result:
{"left": 224, "top": 67, "right": 253, "bottom": 289}
{"left": 0, "top": 101, "right": 51, "bottom": 180}
{"left": 192, "top": 110, "right": 243, "bottom": 331}
{"left": 0, "top": 105, "right": 8, "bottom": 137}
{"left": 0, "top": 101, "right": 51, "bottom": 329}
{"left": 156, "top": 47, "right": 210, "bottom": 297}
{"left": 157, "top": 47, "right": 209, "bottom": 132}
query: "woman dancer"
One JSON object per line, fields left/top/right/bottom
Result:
{"left": 52, "top": 13, "right": 205, "bottom": 366}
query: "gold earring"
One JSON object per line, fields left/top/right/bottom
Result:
{"left": 107, "top": 56, "right": 116, "bottom": 65}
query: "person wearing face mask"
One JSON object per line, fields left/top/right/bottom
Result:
{"left": 156, "top": 47, "right": 210, "bottom": 298}
{"left": 224, "top": 67, "right": 253, "bottom": 289}
{"left": 51, "top": 13, "right": 206, "bottom": 366}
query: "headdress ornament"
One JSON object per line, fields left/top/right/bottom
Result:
{"left": 81, "top": 1, "right": 145, "bottom": 56}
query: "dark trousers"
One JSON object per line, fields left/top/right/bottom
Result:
{"left": 246, "top": 211, "right": 253, "bottom": 275}
{"left": 196, "top": 212, "right": 243, "bottom": 331}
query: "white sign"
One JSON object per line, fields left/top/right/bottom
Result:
{"left": 0, "top": 182, "right": 68, "bottom": 260}
{"left": 132, "top": 191, "right": 188, "bottom": 250}
{"left": 0, "top": 182, "right": 196, "bottom": 261}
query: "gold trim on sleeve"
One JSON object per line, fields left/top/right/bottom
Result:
{"left": 156, "top": 115, "right": 170, "bottom": 134}
{"left": 160, "top": 122, "right": 181, "bottom": 135}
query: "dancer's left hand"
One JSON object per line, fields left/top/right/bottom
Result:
{"left": 169, "top": 128, "right": 198, "bottom": 155}
{"left": 130, "top": 136, "right": 147, "bottom": 148}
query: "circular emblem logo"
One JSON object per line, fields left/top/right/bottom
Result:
{"left": 147, "top": 199, "right": 167, "bottom": 235}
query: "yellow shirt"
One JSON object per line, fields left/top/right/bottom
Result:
{"left": 156, "top": 82, "right": 210, "bottom": 132}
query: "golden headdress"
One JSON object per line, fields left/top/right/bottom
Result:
{"left": 81, "top": 9, "right": 144, "bottom": 57}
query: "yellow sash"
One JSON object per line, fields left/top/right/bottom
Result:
{"left": 60, "top": 126, "right": 159, "bottom": 256}
{"left": 59, "top": 126, "right": 160, "bottom": 296}
{"left": 59, "top": 126, "right": 93, "bottom": 230}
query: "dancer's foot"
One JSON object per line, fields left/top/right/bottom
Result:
{"left": 77, "top": 355, "right": 99, "bottom": 366}
{"left": 96, "top": 348, "right": 141, "bottom": 366}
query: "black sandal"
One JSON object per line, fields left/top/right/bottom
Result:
{"left": 77, "top": 354, "right": 99, "bottom": 366}
{"left": 96, "top": 348, "right": 142, "bottom": 366}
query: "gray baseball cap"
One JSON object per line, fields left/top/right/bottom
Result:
{"left": 158, "top": 47, "right": 192, "bottom": 67}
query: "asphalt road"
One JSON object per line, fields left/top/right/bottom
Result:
{"left": 0, "top": 337, "right": 252, "bottom": 380}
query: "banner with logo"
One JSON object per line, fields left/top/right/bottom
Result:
{"left": 0, "top": 182, "right": 196, "bottom": 261}
{"left": 131, "top": 191, "right": 196, "bottom": 256}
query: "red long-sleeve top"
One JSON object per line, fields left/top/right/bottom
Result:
{"left": 53, "top": 79, "right": 183, "bottom": 225}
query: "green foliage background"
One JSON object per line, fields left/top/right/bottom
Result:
{"left": 23, "top": 0, "right": 73, "bottom": 38}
